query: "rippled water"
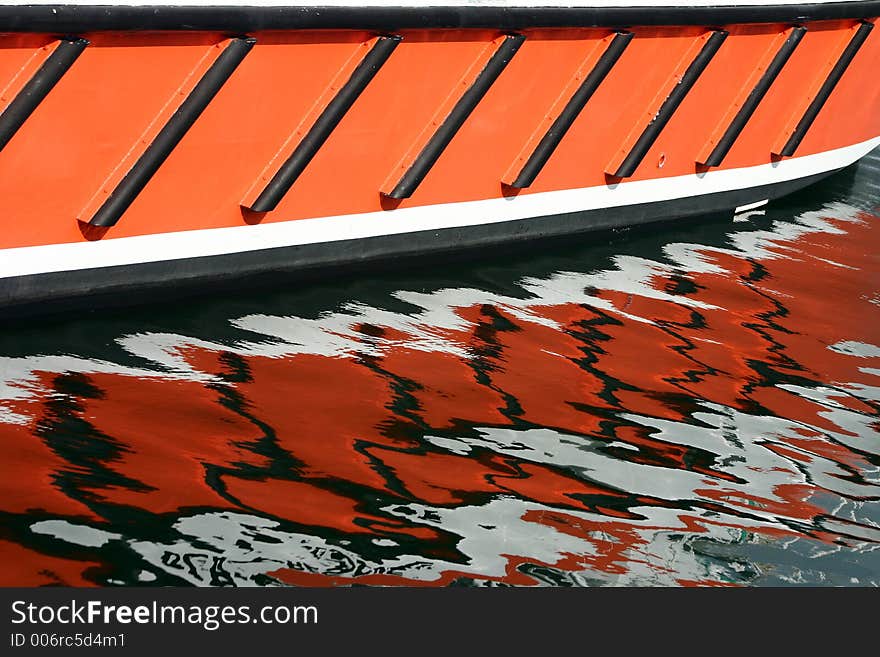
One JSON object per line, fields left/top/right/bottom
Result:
{"left": 1, "top": 153, "right": 879, "bottom": 587}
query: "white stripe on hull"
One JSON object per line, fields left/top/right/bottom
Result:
{"left": 1, "top": 136, "right": 878, "bottom": 280}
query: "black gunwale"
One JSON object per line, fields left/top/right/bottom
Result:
{"left": 0, "top": 2, "right": 877, "bottom": 32}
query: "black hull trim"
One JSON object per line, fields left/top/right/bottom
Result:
{"left": 778, "top": 20, "right": 874, "bottom": 157}
{"left": 89, "top": 37, "right": 256, "bottom": 227}
{"left": 0, "top": 3, "right": 878, "bottom": 33}
{"left": 0, "top": 168, "right": 840, "bottom": 317}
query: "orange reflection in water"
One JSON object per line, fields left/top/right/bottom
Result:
{"left": 0, "top": 203, "right": 878, "bottom": 587}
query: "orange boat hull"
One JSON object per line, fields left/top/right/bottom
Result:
{"left": 0, "top": 7, "right": 877, "bottom": 311}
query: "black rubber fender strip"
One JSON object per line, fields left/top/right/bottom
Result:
{"left": 89, "top": 37, "right": 256, "bottom": 227}
{"left": 612, "top": 29, "right": 728, "bottom": 178}
{"left": 247, "top": 34, "right": 401, "bottom": 213}
{"left": 385, "top": 33, "right": 525, "bottom": 200}
{"left": 777, "top": 20, "right": 873, "bottom": 157}
{"left": 701, "top": 26, "right": 807, "bottom": 167}
{"left": 509, "top": 31, "right": 633, "bottom": 189}
{"left": 0, "top": 37, "right": 88, "bottom": 152}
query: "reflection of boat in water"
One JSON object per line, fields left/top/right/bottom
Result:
{"left": 0, "top": 1, "right": 878, "bottom": 311}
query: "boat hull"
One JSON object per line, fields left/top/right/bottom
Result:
{"left": 0, "top": 3, "right": 877, "bottom": 312}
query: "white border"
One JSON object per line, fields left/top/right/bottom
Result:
{"left": 1, "top": 136, "right": 877, "bottom": 280}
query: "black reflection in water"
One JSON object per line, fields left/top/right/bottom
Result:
{"left": 0, "top": 153, "right": 878, "bottom": 587}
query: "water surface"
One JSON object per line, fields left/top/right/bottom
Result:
{"left": 1, "top": 152, "right": 879, "bottom": 586}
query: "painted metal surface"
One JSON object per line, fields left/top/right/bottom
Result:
{"left": 0, "top": 11, "right": 875, "bottom": 305}
{"left": 777, "top": 20, "right": 874, "bottom": 155}
{"left": 699, "top": 26, "right": 807, "bottom": 167}
{"left": 608, "top": 29, "right": 728, "bottom": 178}
{"left": 245, "top": 34, "right": 401, "bottom": 212}
{"left": 0, "top": 37, "right": 88, "bottom": 152}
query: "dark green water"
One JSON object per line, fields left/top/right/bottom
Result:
{"left": 0, "top": 150, "right": 878, "bottom": 586}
